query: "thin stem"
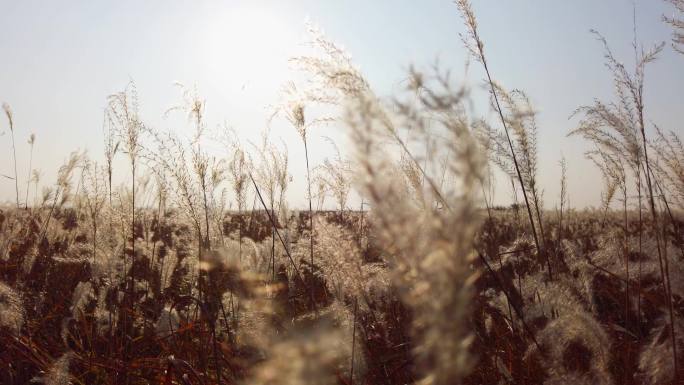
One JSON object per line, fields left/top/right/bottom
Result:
{"left": 249, "top": 172, "right": 316, "bottom": 309}
{"left": 638, "top": 110, "right": 678, "bottom": 376}
{"left": 482, "top": 58, "right": 548, "bottom": 279}
{"left": 25, "top": 141, "right": 33, "bottom": 209}
{"left": 622, "top": 188, "right": 630, "bottom": 337}
{"left": 10, "top": 125, "right": 20, "bottom": 208}
{"left": 350, "top": 297, "right": 358, "bottom": 385}
{"left": 637, "top": 170, "right": 643, "bottom": 330}
{"left": 463, "top": 17, "right": 548, "bottom": 279}
{"left": 304, "top": 136, "right": 315, "bottom": 309}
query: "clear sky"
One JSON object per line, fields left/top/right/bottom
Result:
{"left": 0, "top": 0, "right": 681, "bottom": 209}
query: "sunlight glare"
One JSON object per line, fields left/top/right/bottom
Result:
{"left": 201, "top": 5, "right": 295, "bottom": 91}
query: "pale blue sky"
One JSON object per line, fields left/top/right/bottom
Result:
{"left": 0, "top": 1, "right": 681, "bottom": 208}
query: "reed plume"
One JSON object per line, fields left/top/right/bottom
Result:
{"left": 3, "top": 103, "right": 20, "bottom": 208}
{"left": 570, "top": 27, "right": 679, "bottom": 375}
{"left": 455, "top": 0, "right": 548, "bottom": 279}
{"left": 346, "top": 65, "right": 484, "bottom": 384}
{"left": 663, "top": 0, "right": 684, "bottom": 54}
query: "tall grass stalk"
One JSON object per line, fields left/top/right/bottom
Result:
{"left": 81, "top": 158, "right": 106, "bottom": 271}
{"left": 37, "top": 152, "right": 81, "bottom": 247}
{"left": 571, "top": 27, "right": 678, "bottom": 374}
{"left": 557, "top": 156, "right": 567, "bottom": 251}
{"left": 663, "top": 0, "right": 684, "bottom": 54}
{"left": 165, "top": 83, "right": 229, "bottom": 379}
{"left": 631, "top": 46, "right": 678, "bottom": 378}
{"left": 103, "top": 111, "right": 119, "bottom": 215}
{"left": 30, "top": 169, "right": 40, "bottom": 207}
{"left": 107, "top": 82, "right": 143, "bottom": 383}
{"left": 225, "top": 138, "right": 249, "bottom": 329}
{"left": 248, "top": 171, "right": 314, "bottom": 308}
{"left": 320, "top": 137, "right": 351, "bottom": 213}
{"left": 108, "top": 82, "right": 143, "bottom": 289}
{"left": 274, "top": 142, "right": 290, "bottom": 280}
{"left": 229, "top": 147, "right": 248, "bottom": 261}
{"left": 291, "top": 25, "right": 452, "bottom": 211}
{"left": 24, "top": 134, "right": 35, "bottom": 209}
{"left": 252, "top": 131, "right": 279, "bottom": 281}
{"left": 279, "top": 83, "right": 316, "bottom": 306}
{"left": 454, "top": 0, "right": 548, "bottom": 279}
{"left": 346, "top": 64, "right": 485, "bottom": 383}
{"left": 3, "top": 103, "right": 20, "bottom": 208}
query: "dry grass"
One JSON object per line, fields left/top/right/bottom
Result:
{"left": 1, "top": 2, "right": 683, "bottom": 385}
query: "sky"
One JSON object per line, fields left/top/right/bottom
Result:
{"left": 0, "top": 0, "right": 682, "bottom": 209}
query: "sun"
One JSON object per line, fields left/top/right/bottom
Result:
{"left": 201, "top": 4, "right": 297, "bottom": 89}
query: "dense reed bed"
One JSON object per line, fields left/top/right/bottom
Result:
{"left": 1, "top": 1, "right": 683, "bottom": 384}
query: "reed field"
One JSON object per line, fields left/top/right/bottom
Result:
{"left": 1, "top": 1, "right": 683, "bottom": 384}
